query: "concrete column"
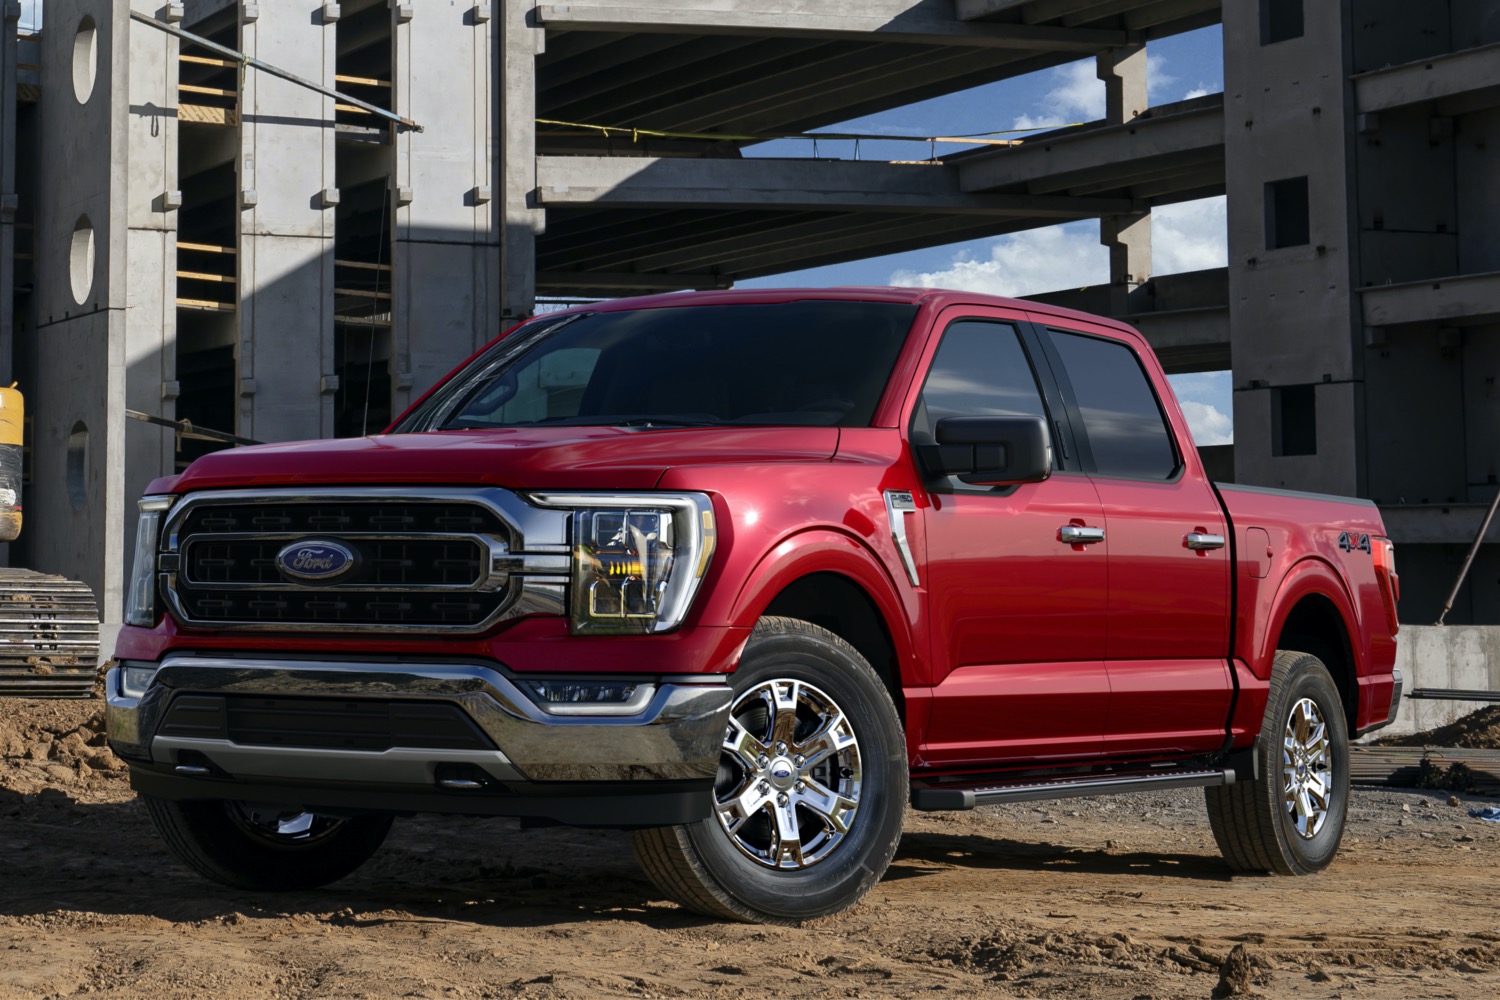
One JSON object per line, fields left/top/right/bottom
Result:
{"left": 1223, "top": 0, "right": 1362, "bottom": 496}
{"left": 238, "top": 2, "right": 336, "bottom": 443}
{"left": 501, "top": 2, "right": 543, "bottom": 323}
{"left": 1, "top": 3, "right": 17, "bottom": 382}
{"left": 32, "top": 0, "right": 129, "bottom": 620}
{"left": 392, "top": 2, "right": 509, "bottom": 406}
{"left": 1095, "top": 42, "right": 1146, "bottom": 124}
{"left": 1100, "top": 212, "right": 1149, "bottom": 316}
{"left": 122, "top": 0, "right": 178, "bottom": 570}
{"left": 1097, "top": 45, "right": 1148, "bottom": 317}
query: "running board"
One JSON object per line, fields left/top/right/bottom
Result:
{"left": 910, "top": 768, "right": 1234, "bottom": 812}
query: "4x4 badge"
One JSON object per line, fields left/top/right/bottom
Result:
{"left": 275, "top": 540, "right": 356, "bottom": 582}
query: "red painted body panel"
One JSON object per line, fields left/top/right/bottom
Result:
{"left": 119, "top": 287, "right": 1401, "bottom": 780}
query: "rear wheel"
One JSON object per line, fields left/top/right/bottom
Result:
{"left": 1206, "top": 649, "right": 1350, "bottom": 875}
{"left": 143, "top": 795, "right": 393, "bottom": 891}
{"left": 632, "top": 617, "right": 907, "bottom": 924}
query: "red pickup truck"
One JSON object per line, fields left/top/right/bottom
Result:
{"left": 107, "top": 288, "right": 1401, "bottom": 924}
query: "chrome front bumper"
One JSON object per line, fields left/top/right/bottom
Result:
{"left": 106, "top": 655, "right": 733, "bottom": 791}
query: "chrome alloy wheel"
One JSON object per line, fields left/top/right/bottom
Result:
{"left": 715, "top": 678, "right": 863, "bottom": 870}
{"left": 1282, "top": 696, "right": 1333, "bottom": 839}
{"left": 226, "top": 803, "right": 347, "bottom": 848}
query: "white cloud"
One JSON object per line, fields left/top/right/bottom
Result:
{"left": 889, "top": 223, "right": 1108, "bottom": 297}
{"left": 1184, "top": 86, "right": 1212, "bottom": 99}
{"left": 1177, "top": 400, "right": 1233, "bottom": 446}
{"left": 1012, "top": 55, "right": 1173, "bottom": 130}
{"left": 1151, "top": 196, "right": 1227, "bottom": 275}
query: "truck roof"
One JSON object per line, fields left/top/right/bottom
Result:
{"left": 555, "top": 286, "right": 1138, "bottom": 336}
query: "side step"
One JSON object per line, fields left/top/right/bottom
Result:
{"left": 910, "top": 768, "right": 1234, "bottom": 812}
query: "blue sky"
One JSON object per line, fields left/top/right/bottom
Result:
{"left": 740, "top": 25, "right": 1232, "bottom": 444}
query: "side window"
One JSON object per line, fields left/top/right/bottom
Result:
{"left": 1047, "top": 330, "right": 1178, "bottom": 481}
{"left": 914, "top": 320, "right": 1053, "bottom": 485}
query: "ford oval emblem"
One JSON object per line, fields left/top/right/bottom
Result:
{"left": 772, "top": 766, "right": 792, "bottom": 780}
{"left": 275, "top": 540, "right": 356, "bottom": 582}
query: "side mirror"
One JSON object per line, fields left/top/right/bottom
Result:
{"left": 918, "top": 415, "right": 1052, "bottom": 485}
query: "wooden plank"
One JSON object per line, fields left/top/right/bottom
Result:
{"left": 176, "top": 298, "right": 237, "bottom": 312}
{"left": 177, "top": 270, "right": 237, "bottom": 283}
{"left": 179, "top": 83, "right": 237, "bottom": 97}
{"left": 335, "top": 260, "right": 393, "bottom": 271}
{"left": 180, "top": 53, "right": 237, "bottom": 68}
{"left": 178, "top": 241, "right": 237, "bottom": 254}
{"left": 335, "top": 288, "right": 392, "bottom": 299}
{"left": 178, "top": 103, "right": 239, "bottom": 126}
{"left": 334, "top": 73, "right": 391, "bottom": 88}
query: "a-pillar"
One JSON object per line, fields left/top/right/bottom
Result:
{"left": 237, "top": 2, "right": 337, "bottom": 443}
{"left": 1096, "top": 44, "right": 1149, "bottom": 317}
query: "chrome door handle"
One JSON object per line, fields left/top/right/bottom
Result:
{"left": 1059, "top": 525, "right": 1105, "bottom": 544}
{"left": 1185, "top": 533, "right": 1226, "bottom": 550}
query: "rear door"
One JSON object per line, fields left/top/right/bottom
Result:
{"left": 1031, "top": 319, "right": 1232, "bottom": 757}
{"left": 913, "top": 307, "right": 1110, "bottom": 765}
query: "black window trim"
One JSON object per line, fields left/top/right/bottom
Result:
{"left": 1033, "top": 324, "right": 1186, "bottom": 485}
{"left": 906, "top": 312, "right": 1087, "bottom": 494}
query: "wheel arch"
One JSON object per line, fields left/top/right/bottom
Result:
{"left": 1273, "top": 588, "right": 1359, "bottom": 734}
{"left": 726, "top": 531, "right": 918, "bottom": 725}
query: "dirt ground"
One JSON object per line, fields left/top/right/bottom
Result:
{"left": 1, "top": 698, "right": 1498, "bottom": 999}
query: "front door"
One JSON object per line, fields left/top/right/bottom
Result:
{"left": 914, "top": 310, "right": 1111, "bottom": 766}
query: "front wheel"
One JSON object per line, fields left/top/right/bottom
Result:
{"left": 632, "top": 616, "right": 907, "bottom": 924}
{"left": 1206, "top": 649, "right": 1350, "bottom": 875}
{"left": 143, "top": 795, "right": 394, "bottom": 891}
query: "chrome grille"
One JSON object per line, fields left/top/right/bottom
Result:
{"left": 164, "top": 496, "right": 522, "bottom": 632}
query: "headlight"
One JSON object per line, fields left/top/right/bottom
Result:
{"left": 528, "top": 493, "right": 716, "bottom": 635}
{"left": 124, "top": 496, "right": 172, "bottom": 627}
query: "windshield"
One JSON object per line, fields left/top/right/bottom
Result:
{"left": 391, "top": 301, "right": 919, "bottom": 433}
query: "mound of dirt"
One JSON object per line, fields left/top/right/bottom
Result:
{"left": 1376, "top": 704, "right": 1500, "bottom": 749}
{"left": 0, "top": 693, "right": 131, "bottom": 802}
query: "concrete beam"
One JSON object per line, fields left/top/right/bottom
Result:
{"left": 955, "top": 0, "right": 1028, "bottom": 19}
{"left": 536, "top": 156, "right": 1138, "bottom": 216}
{"left": 537, "top": 270, "right": 730, "bottom": 292}
{"left": 1354, "top": 41, "right": 1500, "bottom": 114}
{"left": 959, "top": 99, "right": 1224, "bottom": 193}
{"left": 534, "top": 2, "right": 1129, "bottom": 53}
{"left": 1380, "top": 504, "right": 1500, "bottom": 546}
{"left": 1361, "top": 271, "right": 1500, "bottom": 329}
{"left": 1120, "top": 306, "right": 1231, "bottom": 373}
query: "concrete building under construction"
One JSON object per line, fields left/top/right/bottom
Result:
{"left": 2, "top": 0, "right": 1499, "bottom": 632}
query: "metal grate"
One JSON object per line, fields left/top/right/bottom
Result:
{"left": 167, "top": 500, "right": 511, "bottom": 629}
{"left": 158, "top": 693, "right": 497, "bottom": 752}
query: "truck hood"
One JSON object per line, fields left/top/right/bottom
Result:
{"left": 162, "top": 426, "right": 841, "bottom": 493}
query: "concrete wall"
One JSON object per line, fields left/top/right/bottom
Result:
{"left": 122, "top": 0, "right": 178, "bottom": 578}
{"left": 238, "top": 3, "right": 337, "bottom": 443}
{"left": 31, "top": 0, "right": 129, "bottom": 621}
{"left": 1380, "top": 624, "right": 1500, "bottom": 738}
{"left": 1224, "top": 0, "right": 1363, "bottom": 497}
{"left": 392, "top": 2, "right": 503, "bottom": 406}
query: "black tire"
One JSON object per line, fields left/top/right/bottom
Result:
{"left": 142, "top": 795, "right": 394, "bottom": 891}
{"left": 1206, "top": 649, "right": 1350, "bottom": 875}
{"left": 632, "top": 616, "right": 907, "bottom": 924}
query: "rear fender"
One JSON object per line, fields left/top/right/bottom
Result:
{"left": 1258, "top": 556, "right": 1361, "bottom": 680}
